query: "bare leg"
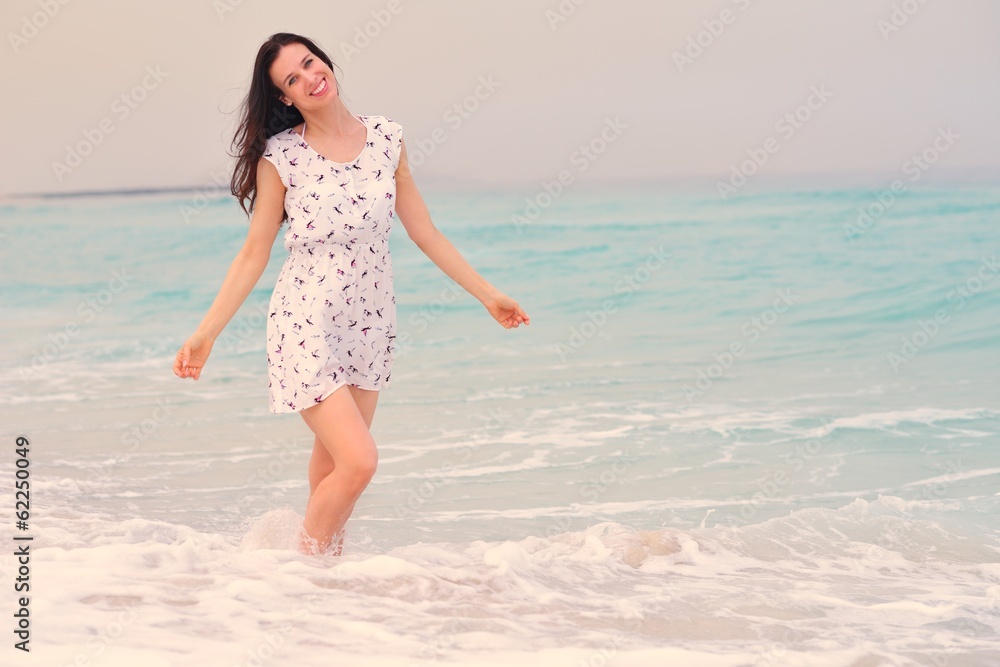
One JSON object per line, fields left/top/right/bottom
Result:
{"left": 306, "top": 385, "right": 379, "bottom": 495}
{"left": 298, "top": 384, "right": 380, "bottom": 555}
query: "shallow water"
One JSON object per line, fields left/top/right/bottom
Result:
{"left": 1, "top": 182, "right": 998, "bottom": 665}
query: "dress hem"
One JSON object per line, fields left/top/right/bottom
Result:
{"left": 267, "top": 378, "right": 389, "bottom": 415}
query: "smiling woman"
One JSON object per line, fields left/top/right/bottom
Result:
{"left": 171, "top": 32, "right": 530, "bottom": 558}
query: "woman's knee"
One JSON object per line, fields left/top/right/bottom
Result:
{"left": 347, "top": 451, "right": 378, "bottom": 489}
{"left": 323, "top": 448, "right": 376, "bottom": 494}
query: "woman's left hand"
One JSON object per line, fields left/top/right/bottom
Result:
{"left": 484, "top": 293, "right": 530, "bottom": 329}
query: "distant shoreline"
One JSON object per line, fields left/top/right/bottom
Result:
{"left": 2, "top": 166, "right": 999, "bottom": 205}
{"left": 2, "top": 186, "right": 213, "bottom": 200}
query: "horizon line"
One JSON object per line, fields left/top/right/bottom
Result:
{"left": 3, "top": 165, "right": 999, "bottom": 203}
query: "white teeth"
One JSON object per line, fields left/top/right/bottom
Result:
{"left": 311, "top": 79, "right": 327, "bottom": 95}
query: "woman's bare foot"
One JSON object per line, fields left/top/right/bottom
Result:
{"left": 297, "top": 524, "right": 345, "bottom": 556}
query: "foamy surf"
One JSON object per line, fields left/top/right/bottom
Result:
{"left": 237, "top": 507, "right": 305, "bottom": 552}
{"left": 3, "top": 495, "right": 997, "bottom": 665}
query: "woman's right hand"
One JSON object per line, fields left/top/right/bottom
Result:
{"left": 173, "top": 332, "right": 215, "bottom": 380}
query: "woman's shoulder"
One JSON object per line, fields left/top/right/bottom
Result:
{"left": 365, "top": 114, "right": 401, "bottom": 131}
{"left": 263, "top": 127, "right": 302, "bottom": 162}
{"left": 261, "top": 128, "right": 301, "bottom": 176}
{"left": 366, "top": 115, "right": 402, "bottom": 154}
{"left": 266, "top": 126, "right": 299, "bottom": 147}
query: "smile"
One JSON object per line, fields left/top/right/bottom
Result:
{"left": 310, "top": 78, "right": 328, "bottom": 96}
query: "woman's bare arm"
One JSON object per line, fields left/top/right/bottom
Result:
{"left": 194, "top": 158, "right": 285, "bottom": 339}
{"left": 394, "top": 139, "right": 530, "bottom": 328}
{"left": 175, "top": 157, "right": 286, "bottom": 379}
{"left": 394, "top": 139, "right": 496, "bottom": 303}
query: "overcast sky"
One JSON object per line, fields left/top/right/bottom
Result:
{"left": 1, "top": 0, "right": 997, "bottom": 197}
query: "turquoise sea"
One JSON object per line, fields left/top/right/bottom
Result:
{"left": 1, "top": 180, "right": 998, "bottom": 665}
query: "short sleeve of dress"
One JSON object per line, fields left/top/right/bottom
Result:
{"left": 261, "top": 135, "right": 288, "bottom": 188}
{"left": 383, "top": 117, "right": 403, "bottom": 171}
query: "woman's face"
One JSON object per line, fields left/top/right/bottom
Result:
{"left": 270, "top": 41, "right": 337, "bottom": 111}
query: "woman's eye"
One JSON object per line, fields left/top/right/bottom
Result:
{"left": 288, "top": 59, "right": 313, "bottom": 86}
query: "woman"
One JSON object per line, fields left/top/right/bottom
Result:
{"left": 172, "top": 33, "right": 530, "bottom": 556}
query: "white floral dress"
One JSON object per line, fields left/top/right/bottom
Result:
{"left": 261, "top": 114, "right": 402, "bottom": 414}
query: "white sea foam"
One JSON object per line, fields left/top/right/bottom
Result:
{"left": 2, "top": 495, "right": 998, "bottom": 665}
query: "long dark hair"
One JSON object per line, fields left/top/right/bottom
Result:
{"left": 229, "top": 33, "right": 344, "bottom": 220}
